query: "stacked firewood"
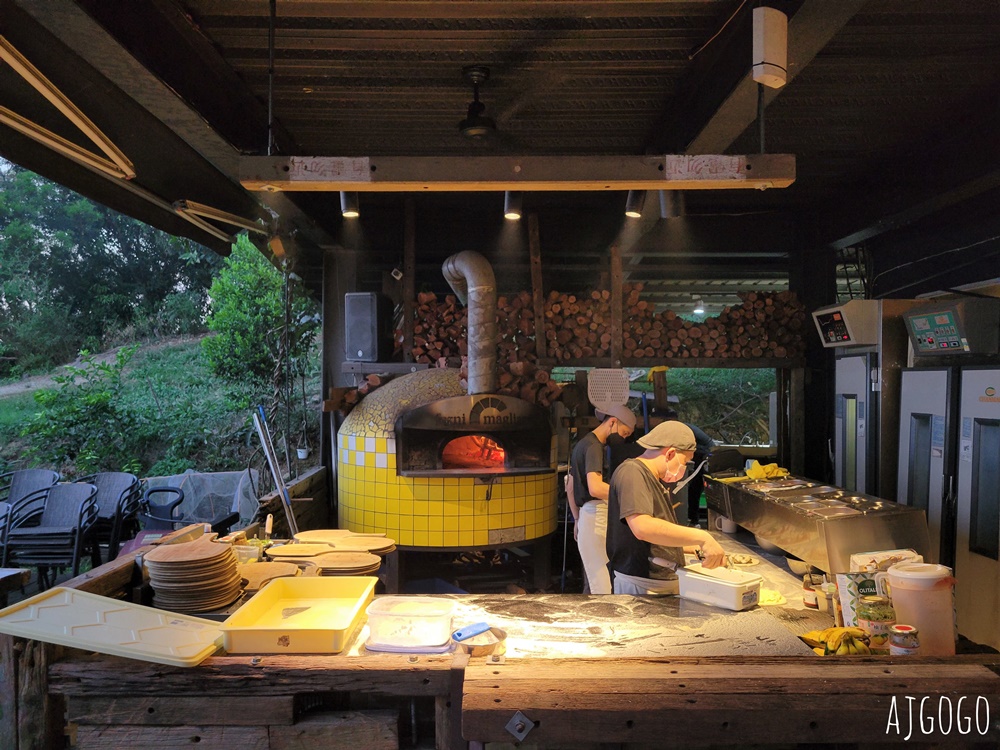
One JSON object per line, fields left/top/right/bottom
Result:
{"left": 409, "top": 291, "right": 467, "bottom": 362}
{"left": 403, "top": 291, "right": 562, "bottom": 405}
{"left": 385, "top": 286, "right": 806, "bottom": 405}
{"left": 493, "top": 292, "right": 563, "bottom": 405}
{"left": 543, "top": 289, "right": 613, "bottom": 361}
{"left": 614, "top": 285, "right": 806, "bottom": 360}
{"left": 326, "top": 373, "right": 394, "bottom": 414}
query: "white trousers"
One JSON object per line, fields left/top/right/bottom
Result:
{"left": 578, "top": 500, "right": 611, "bottom": 594}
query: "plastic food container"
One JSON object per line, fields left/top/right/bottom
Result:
{"left": 222, "top": 576, "right": 376, "bottom": 654}
{"left": 0, "top": 587, "right": 223, "bottom": 667}
{"left": 365, "top": 596, "right": 456, "bottom": 648}
{"left": 677, "top": 563, "right": 763, "bottom": 611}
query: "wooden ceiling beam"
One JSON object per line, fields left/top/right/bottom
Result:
{"left": 647, "top": 0, "right": 866, "bottom": 154}
{"left": 813, "top": 98, "right": 1000, "bottom": 250}
{"left": 400, "top": 261, "right": 785, "bottom": 279}
{"left": 12, "top": 0, "right": 336, "bottom": 265}
{"left": 187, "top": 2, "right": 726, "bottom": 21}
{"left": 240, "top": 154, "right": 795, "bottom": 192}
{"left": 73, "top": 0, "right": 296, "bottom": 156}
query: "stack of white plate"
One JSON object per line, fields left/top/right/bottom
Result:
{"left": 145, "top": 535, "right": 244, "bottom": 614}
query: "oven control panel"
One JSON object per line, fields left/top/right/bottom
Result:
{"left": 907, "top": 310, "right": 968, "bottom": 353}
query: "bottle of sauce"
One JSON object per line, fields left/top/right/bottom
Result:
{"left": 857, "top": 595, "right": 896, "bottom": 654}
{"left": 802, "top": 573, "right": 824, "bottom": 609}
{"left": 889, "top": 624, "right": 920, "bottom": 656}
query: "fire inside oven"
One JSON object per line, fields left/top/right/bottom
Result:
{"left": 442, "top": 435, "right": 507, "bottom": 470}
{"left": 395, "top": 394, "right": 552, "bottom": 476}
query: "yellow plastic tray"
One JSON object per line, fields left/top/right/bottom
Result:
{"left": 0, "top": 587, "right": 223, "bottom": 667}
{"left": 221, "top": 576, "right": 377, "bottom": 654}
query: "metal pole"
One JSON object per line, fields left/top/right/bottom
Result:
{"left": 757, "top": 82, "right": 765, "bottom": 154}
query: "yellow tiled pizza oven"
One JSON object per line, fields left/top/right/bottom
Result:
{"left": 336, "top": 368, "right": 558, "bottom": 548}
{"left": 336, "top": 251, "right": 558, "bottom": 549}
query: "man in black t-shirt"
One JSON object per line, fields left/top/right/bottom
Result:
{"left": 606, "top": 421, "right": 726, "bottom": 595}
{"left": 567, "top": 403, "right": 636, "bottom": 594}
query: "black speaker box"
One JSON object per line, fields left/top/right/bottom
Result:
{"left": 345, "top": 292, "right": 393, "bottom": 362}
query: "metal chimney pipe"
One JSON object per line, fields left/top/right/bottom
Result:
{"left": 442, "top": 251, "right": 497, "bottom": 394}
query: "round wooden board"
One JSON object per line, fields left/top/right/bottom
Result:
{"left": 294, "top": 529, "right": 387, "bottom": 543}
{"left": 150, "top": 567, "right": 242, "bottom": 592}
{"left": 154, "top": 587, "right": 242, "bottom": 612}
{"left": 144, "top": 534, "right": 233, "bottom": 564}
{"left": 315, "top": 565, "right": 381, "bottom": 576}
{"left": 299, "top": 551, "right": 381, "bottom": 570}
{"left": 146, "top": 555, "right": 238, "bottom": 579}
{"left": 239, "top": 561, "right": 300, "bottom": 591}
{"left": 265, "top": 543, "right": 335, "bottom": 558}
{"left": 329, "top": 537, "right": 396, "bottom": 553}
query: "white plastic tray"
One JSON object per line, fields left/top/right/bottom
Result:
{"left": 677, "top": 563, "right": 763, "bottom": 611}
{"left": 0, "top": 587, "right": 223, "bottom": 667}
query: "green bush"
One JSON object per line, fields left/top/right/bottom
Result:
{"left": 5, "top": 301, "right": 83, "bottom": 375}
{"left": 203, "top": 235, "right": 320, "bottom": 397}
{"left": 23, "top": 345, "right": 143, "bottom": 475}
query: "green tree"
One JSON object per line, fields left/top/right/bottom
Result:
{"left": 0, "top": 161, "right": 220, "bottom": 373}
{"left": 202, "top": 235, "right": 320, "bottom": 401}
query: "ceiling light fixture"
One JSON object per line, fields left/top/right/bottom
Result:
{"left": 625, "top": 190, "right": 645, "bottom": 218}
{"left": 693, "top": 296, "right": 705, "bottom": 315}
{"left": 752, "top": 6, "right": 788, "bottom": 89}
{"left": 458, "top": 66, "right": 496, "bottom": 139}
{"left": 268, "top": 235, "right": 289, "bottom": 259}
{"left": 340, "top": 191, "right": 360, "bottom": 218}
{"left": 503, "top": 191, "right": 522, "bottom": 221}
{"left": 659, "top": 190, "right": 686, "bottom": 219}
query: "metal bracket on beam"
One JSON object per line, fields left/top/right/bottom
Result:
{"left": 505, "top": 710, "right": 534, "bottom": 742}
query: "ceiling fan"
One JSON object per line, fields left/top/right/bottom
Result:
{"left": 458, "top": 65, "right": 496, "bottom": 139}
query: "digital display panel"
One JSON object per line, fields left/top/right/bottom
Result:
{"left": 905, "top": 308, "right": 969, "bottom": 354}
{"left": 815, "top": 309, "right": 854, "bottom": 345}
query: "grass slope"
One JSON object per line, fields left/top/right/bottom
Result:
{"left": 0, "top": 336, "right": 320, "bottom": 477}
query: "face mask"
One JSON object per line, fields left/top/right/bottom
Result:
{"left": 664, "top": 462, "right": 687, "bottom": 484}
{"left": 666, "top": 458, "right": 708, "bottom": 493}
{"left": 661, "top": 454, "right": 688, "bottom": 484}
{"left": 607, "top": 433, "right": 626, "bottom": 447}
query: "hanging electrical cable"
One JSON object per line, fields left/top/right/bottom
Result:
{"left": 267, "top": 0, "right": 276, "bottom": 156}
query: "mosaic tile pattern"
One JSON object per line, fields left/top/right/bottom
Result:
{"left": 340, "top": 368, "right": 465, "bottom": 438}
{"left": 337, "top": 369, "right": 557, "bottom": 548}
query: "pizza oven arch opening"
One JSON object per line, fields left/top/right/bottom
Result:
{"left": 395, "top": 394, "right": 553, "bottom": 478}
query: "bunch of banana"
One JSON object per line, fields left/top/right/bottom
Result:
{"left": 799, "top": 626, "right": 871, "bottom": 655}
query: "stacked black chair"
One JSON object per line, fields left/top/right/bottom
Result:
{"left": 76, "top": 472, "right": 142, "bottom": 565}
{"left": 0, "top": 469, "right": 60, "bottom": 566}
{"left": 5, "top": 482, "right": 99, "bottom": 590}
{"left": 0, "top": 501, "right": 11, "bottom": 567}
{"left": 0, "top": 469, "right": 60, "bottom": 509}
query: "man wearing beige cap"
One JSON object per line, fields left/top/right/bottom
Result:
{"left": 567, "top": 403, "right": 636, "bottom": 594}
{"left": 606, "top": 421, "right": 726, "bottom": 595}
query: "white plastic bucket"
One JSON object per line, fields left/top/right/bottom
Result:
{"left": 885, "top": 563, "right": 956, "bottom": 656}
